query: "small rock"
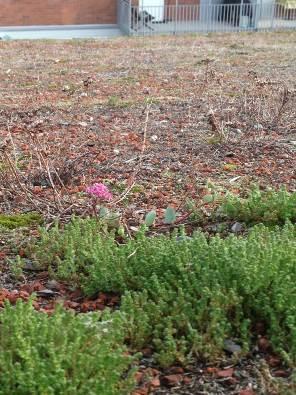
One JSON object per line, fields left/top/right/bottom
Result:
{"left": 224, "top": 339, "right": 242, "bottom": 354}
{"left": 225, "top": 152, "right": 235, "bottom": 157}
{"left": 163, "top": 374, "right": 183, "bottom": 386}
{"left": 79, "top": 122, "right": 88, "bottom": 127}
{"left": 46, "top": 280, "right": 61, "bottom": 291}
{"left": 150, "top": 135, "right": 158, "bottom": 142}
{"left": 23, "top": 260, "right": 41, "bottom": 271}
{"left": 130, "top": 226, "right": 139, "bottom": 232}
{"left": 36, "top": 289, "right": 58, "bottom": 298}
{"left": 229, "top": 176, "right": 241, "bottom": 183}
{"left": 231, "top": 222, "right": 243, "bottom": 233}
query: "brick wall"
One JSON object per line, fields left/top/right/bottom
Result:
{"left": 0, "top": 0, "right": 117, "bottom": 26}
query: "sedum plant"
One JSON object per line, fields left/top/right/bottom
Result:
{"left": 121, "top": 222, "right": 296, "bottom": 366}
{"left": 0, "top": 300, "right": 136, "bottom": 395}
{"left": 28, "top": 218, "right": 296, "bottom": 367}
{"left": 219, "top": 186, "right": 296, "bottom": 225}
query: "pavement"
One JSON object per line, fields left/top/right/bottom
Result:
{"left": 0, "top": 24, "right": 122, "bottom": 40}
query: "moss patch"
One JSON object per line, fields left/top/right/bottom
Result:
{"left": 0, "top": 213, "right": 43, "bottom": 229}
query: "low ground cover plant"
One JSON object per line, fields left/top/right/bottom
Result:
{"left": 219, "top": 186, "right": 296, "bottom": 225}
{"left": 0, "top": 300, "right": 136, "bottom": 395}
{"left": 0, "top": 212, "right": 42, "bottom": 229}
{"left": 27, "top": 218, "right": 296, "bottom": 367}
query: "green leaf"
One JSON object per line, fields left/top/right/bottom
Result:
{"left": 145, "top": 210, "right": 156, "bottom": 227}
{"left": 106, "top": 212, "right": 121, "bottom": 228}
{"left": 117, "top": 225, "right": 126, "bottom": 238}
{"left": 203, "top": 194, "right": 214, "bottom": 203}
{"left": 164, "top": 207, "right": 177, "bottom": 224}
{"left": 99, "top": 207, "right": 109, "bottom": 218}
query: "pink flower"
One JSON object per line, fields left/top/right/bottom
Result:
{"left": 86, "top": 183, "right": 113, "bottom": 201}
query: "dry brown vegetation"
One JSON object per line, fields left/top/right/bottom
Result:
{"left": 0, "top": 31, "right": 295, "bottom": 221}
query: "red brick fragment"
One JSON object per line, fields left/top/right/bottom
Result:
{"left": 150, "top": 378, "right": 160, "bottom": 387}
{"left": 216, "top": 368, "right": 234, "bottom": 378}
{"left": 267, "top": 356, "right": 281, "bottom": 367}
{"left": 170, "top": 367, "right": 184, "bottom": 374}
{"left": 239, "top": 390, "right": 255, "bottom": 395}
{"left": 258, "top": 337, "right": 271, "bottom": 352}
{"left": 183, "top": 376, "right": 192, "bottom": 384}
{"left": 272, "top": 370, "right": 290, "bottom": 378}
{"left": 134, "top": 371, "right": 144, "bottom": 384}
{"left": 206, "top": 367, "right": 218, "bottom": 374}
{"left": 163, "top": 374, "right": 183, "bottom": 386}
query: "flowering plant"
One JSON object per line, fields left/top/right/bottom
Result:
{"left": 86, "top": 183, "right": 113, "bottom": 201}
{"left": 85, "top": 183, "right": 113, "bottom": 218}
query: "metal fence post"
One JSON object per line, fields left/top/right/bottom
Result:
{"left": 271, "top": 0, "right": 275, "bottom": 31}
{"left": 207, "top": 0, "right": 211, "bottom": 32}
{"left": 128, "top": 0, "right": 131, "bottom": 36}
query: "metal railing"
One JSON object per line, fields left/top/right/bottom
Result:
{"left": 117, "top": 0, "right": 131, "bottom": 35}
{"left": 118, "top": 1, "right": 296, "bottom": 36}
